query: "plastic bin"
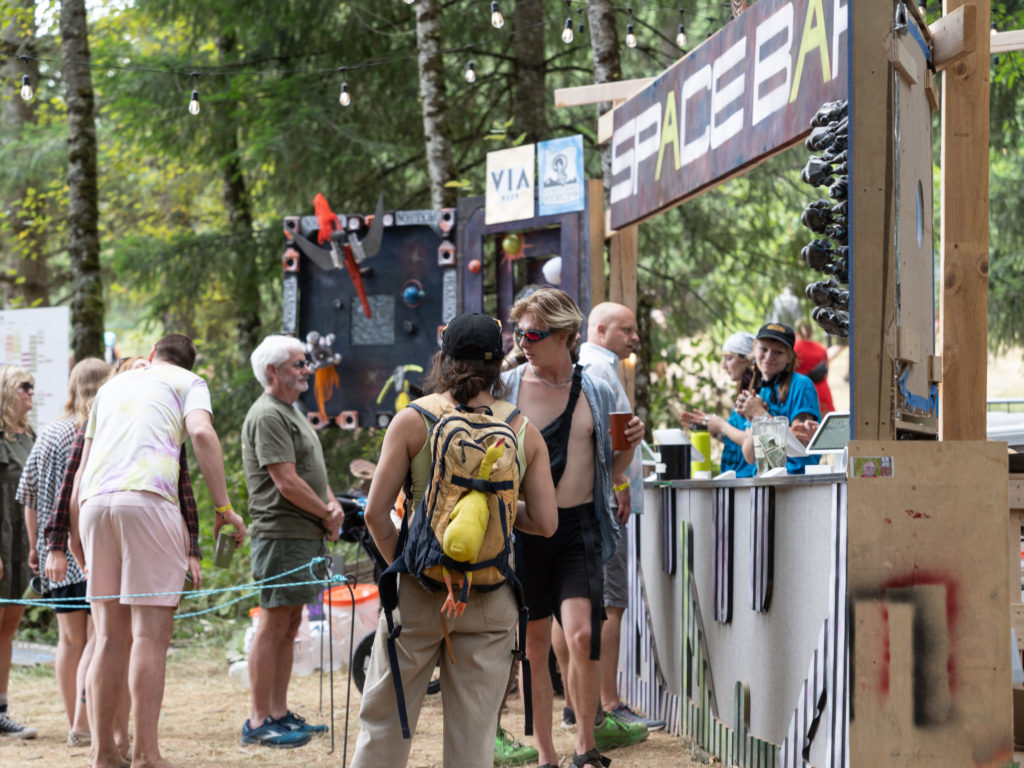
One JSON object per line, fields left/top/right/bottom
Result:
{"left": 321, "top": 583, "right": 380, "bottom": 667}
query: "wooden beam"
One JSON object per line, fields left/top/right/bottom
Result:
{"left": 939, "top": 0, "right": 989, "bottom": 441}
{"left": 991, "top": 29, "right": 1024, "bottom": 54}
{"left": 553, "top": 78, "right": 653, "bottom": 108}
{"left": 850, "top": 2, "right": 896, "bottom": 440}
{"left": 930, "top": 4, "right": 977, "bottom": 71}
{"left": 597, "top": 107, "right": 616, "bottom": 144}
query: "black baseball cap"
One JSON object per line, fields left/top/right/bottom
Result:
{"left": 442, "top": 313, "right": 503, "bottom": 361}
{"left": 756, "top": 322, "right": 796, "bottom": 350}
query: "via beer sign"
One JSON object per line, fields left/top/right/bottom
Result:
{"left": 609, "top": 0, "right": 848, "bottom": 230}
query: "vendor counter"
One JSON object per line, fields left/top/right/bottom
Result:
{"left": 623, "top": 442, "right": 1011, "bottom": 768}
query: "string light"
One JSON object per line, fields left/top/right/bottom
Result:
{"left": 625, "top": 7, "right": 637, "bottom": 48}
{"left": 403, "top": 0, "right": 415, "bottom": 4}
{"left": 187, "top": 72, "right": 200, "bottom": 115}
{"left": 917, "top": 0, "right": 926, "bottom": 17}
{"left": 490, "top": 1, "right": 504, "bottom": 29}
{"left": 675, "top": 8, "right": 687, "bottom": 48}
{"left": 339, "top": 81, "right": 351, "bottom": 106}
{"left": 992, "top": 21, "right": 998, "bottom": 35}
{"left": 18, "top": 55, "right": 33, "bottom": 101}
{"left": 464, "top": 59, "right": 476, "bottom": 83}
{"left": 562, "top": 1, "right": 574, "bottom": 44}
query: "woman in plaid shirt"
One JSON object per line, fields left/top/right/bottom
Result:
{"left": 17, "top": 358, "right": 112, "bottom": 746}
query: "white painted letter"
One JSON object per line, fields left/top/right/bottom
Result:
{"left": 610, "top": 118, "right": 636, "bottom": 204}
{"left": 680, "top": 65, "right": 712, "bottom": 168}
{"left": 711, "top": 38, "right": 746, "bottom": 150}
{"left": 752, "top": 4, "right": 793, "bottom": 126}
{"left": 632, "top": 103, "right": 662, "bottom": 195}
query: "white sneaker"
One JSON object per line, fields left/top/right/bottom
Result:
{"left": 68, "top": 729, "right": 91, "bottom": 747}
{"left": 0, "top": 712, "right": 37, "bottom": 739}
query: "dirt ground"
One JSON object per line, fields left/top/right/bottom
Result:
{"left": 1, "top": 646, "right": 707, "bottom": 768}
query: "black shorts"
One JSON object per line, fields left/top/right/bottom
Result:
{"left": 51, "top": 581, "right": 90, "bottom": 615}
{"left": 519, "top": 503, "right": 605, "bottom": 624}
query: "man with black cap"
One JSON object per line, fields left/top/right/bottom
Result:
{"left": 351, "top": 313, "right": 557, "bottom": 768}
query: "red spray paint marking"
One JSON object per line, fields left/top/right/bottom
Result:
{"left": 904, "top": 509, "right": 931, "bottom": 519}
{"left": 880, "top": 606, "right": 890, "bottom": 694}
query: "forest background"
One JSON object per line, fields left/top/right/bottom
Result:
{"left": 1, "top": 0, "right": 1023, "bottom": 642}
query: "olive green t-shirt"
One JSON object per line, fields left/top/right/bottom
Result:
{"left": 241, "top": 393, "right": 328, "bottom": 539}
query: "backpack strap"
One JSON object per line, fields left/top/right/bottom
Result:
{"left": 378, "top": 497, "right": 416, "bottom": 739}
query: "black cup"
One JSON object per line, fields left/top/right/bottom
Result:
{"left": 659, "top": 444, "right": 691, "bottom": 480}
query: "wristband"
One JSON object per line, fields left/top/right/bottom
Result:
{"left": 613, "top": 480, "right": 630, "bottom": 492}
{"left": 215, "top": 504, "right": 233, "bottom": 516}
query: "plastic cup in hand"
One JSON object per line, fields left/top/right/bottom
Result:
{"left": 609, "top": 412, "right": 632, "bottom": 450}
{"left": 214, "top": 529, "right": 236, "bottom": 568}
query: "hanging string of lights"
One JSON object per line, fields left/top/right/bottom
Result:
{"left": 8, "top": 0, "right": 719, "bottom": 111}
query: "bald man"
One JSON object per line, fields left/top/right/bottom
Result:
{"left": 554, "top": 302, "right": 665, "bottom": 733}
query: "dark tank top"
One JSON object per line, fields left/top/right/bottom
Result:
{"left": 539, "top": 365, "right": 583, "bottom": 487}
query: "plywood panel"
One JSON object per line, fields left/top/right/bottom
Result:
{"left": 848, "top": 440, "right": 1012, "bottom": 766}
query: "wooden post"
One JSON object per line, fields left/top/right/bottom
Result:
{"left": 850, "top": 2, "right": 896, "bottom": 440}
{"left": 609, "top": 224, "right": 638, "bottom": 401}
{"left": 588, "top": 178, "right": 606, "bottom": 308}
{"left": 939, "top": 0, "right": 990, "bottom": 440}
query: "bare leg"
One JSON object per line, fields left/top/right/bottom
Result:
{"left": 114, "top": 639, "right": 132, "bottom": 759}
{"left": 560, "top": 597, "right": 600, "bottom": 757}
{"left": 56, "top": 610, "right": 89, "bottom": 728}
{"left": 73, "top": 620, "right": 94, "bottom": 735}
{"left": 88, "top": 600, "right": 132, "bottom": 768}
{"left": 524, "top": 617, "right": 556, "bottom": 765}
{"left": 0, "top": 604, "right": 26, "bottom": 697}
{"left": 600, "top": 606, "right": 625, "bottom": 711}
{"left": 248, "top": 605, "right": 302, "bottom": 724}
{"left": 128, "top": 605, "right": 175, "bottom": 768}
{"left": 551, "top": 619, "right": 573, "bottom": 713}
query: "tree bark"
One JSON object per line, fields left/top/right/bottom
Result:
{"left": 415, "top": 0, "right": 457, "bottom": 209}
{"left": 216, "top": 33, "right": 261, "bottom": 355}
{"left": 513, "top": 0, "right": 547, "bottom": 145}
{"left": 61, "top": 0, "right": 105, "bottom": 360}
{"left": 586, "top": 0, "right": 622, "bottom": 203}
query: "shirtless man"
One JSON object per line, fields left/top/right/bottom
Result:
{"left": 502, "top": 289, "right": 644, "bottom": 768}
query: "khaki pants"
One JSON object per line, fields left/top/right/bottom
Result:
{"left": 351, "top": 577, "right": 518, "bottom": 768}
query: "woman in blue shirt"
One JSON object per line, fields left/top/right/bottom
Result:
{"left": 680, "top": 331, "right": 757, "bottom": 476}
{"left": 737, "top": 323, "right": 821, "bottom": 474}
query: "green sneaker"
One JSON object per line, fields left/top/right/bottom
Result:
{"left": 494, "top": 725, "right": 538, "bottom": 767}
{"left": 593, "top": 710, "right": 648, "bottom": 751}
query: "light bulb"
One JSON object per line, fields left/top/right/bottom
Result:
{"left": 187, "top": 89, "right": 200, "bottom": 115}
{"left": 490, "top": 1, "right": 504, "bottom": 28}
{"left": 625, "top": 23, "right": 637, "bottom": 48}
{"left": 339, "top": 81, "right": 351, "bottom": 107}
{"left": 562, "top": 18, "right": 574, "bottom": 44}
{"left": 403, "top": 0, "right": 415, "bottom": 3}
{"left": 20, "top": 74, "right": 33, "bottom": 101}
{"left": 992, "top": 22, "right": 998, "bottom": 35}
{"left": 464, "top": 60, "right": 476, "bottom": 83}
{"left": 676, "top": 23, "right": 687, "bottom": 48}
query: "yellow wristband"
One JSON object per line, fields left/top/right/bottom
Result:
{"left": 613, "top": 480, "right": 630, "bottom": 492}
{"left": 215, "top": 504, "right": 233, "bottom": 516}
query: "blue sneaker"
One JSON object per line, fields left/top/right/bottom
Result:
{"left": 610, "top": 702, "right": 665, "bottom": 732}
{"left": 241, "top": 717, "right": 312, "bottom": 748}
{"left": 276, "top": 710, "right": 328, "bottom": 735}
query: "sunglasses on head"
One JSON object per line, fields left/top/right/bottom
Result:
{"left": 19, "top": 382, "right": 33, "bottom": 393}
{"left": 513, "top": 326, "right": 553, "bottom": 343}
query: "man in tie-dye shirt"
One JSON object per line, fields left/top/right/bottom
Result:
{"left": 72, "top": 334, "right": 246, "bottom": 768}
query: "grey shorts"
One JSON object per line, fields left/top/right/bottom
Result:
{"left": 251, "top": 536, "right": 328, "bottom": 609}
{"left": 603, "top": 523, "right": 629, "bottom": 608}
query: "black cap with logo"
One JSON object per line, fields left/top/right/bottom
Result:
{"left": 755, "top": 322, "right": 796, "bottom": 350}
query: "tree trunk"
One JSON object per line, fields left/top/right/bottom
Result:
{"left": 216, "top": 33, "right": 261, "bottom": 355}
{"left": 415, "top": 0, "right": 457, "bottom": 209}
{"left": 586, "top": 0, "right": 622, "bottom": 203}
{"left": 61, "top": 0, "right": 105, "bottom": 360}
{"left": 513, "top": 0, "right": 547, "bottom": 145}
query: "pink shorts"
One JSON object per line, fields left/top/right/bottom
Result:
{"left": 80, "top": 490, "right": 188, "bottom": 607}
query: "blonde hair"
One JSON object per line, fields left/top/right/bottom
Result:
{"left": 63, "top": 358, "right": 114, "bottom": 427}
{"left": 508, "top": 287, "right": 583, "bottom": 352}
{"left": 0, "top": 364, "right": 35, "bottom": 439}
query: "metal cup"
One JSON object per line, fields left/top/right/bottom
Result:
{"left": 214, "top": 530, "right": 236, "bottom": 568}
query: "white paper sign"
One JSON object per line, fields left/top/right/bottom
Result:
{"left": 485, "top": 144, "right": 535, "bottom": 224}
{"left": 0, "top": 307, "right": 70, "bottom": 434}
{"left": 538, "top": 135, "right": 585, "bottom": 216}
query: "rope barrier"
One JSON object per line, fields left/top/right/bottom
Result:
{"left": 0, "top": 557, "right": 347, "bottom": 619}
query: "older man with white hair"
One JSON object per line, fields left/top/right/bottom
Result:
{"left": 240, "top": 335, "right": 344, "bottom": 748}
